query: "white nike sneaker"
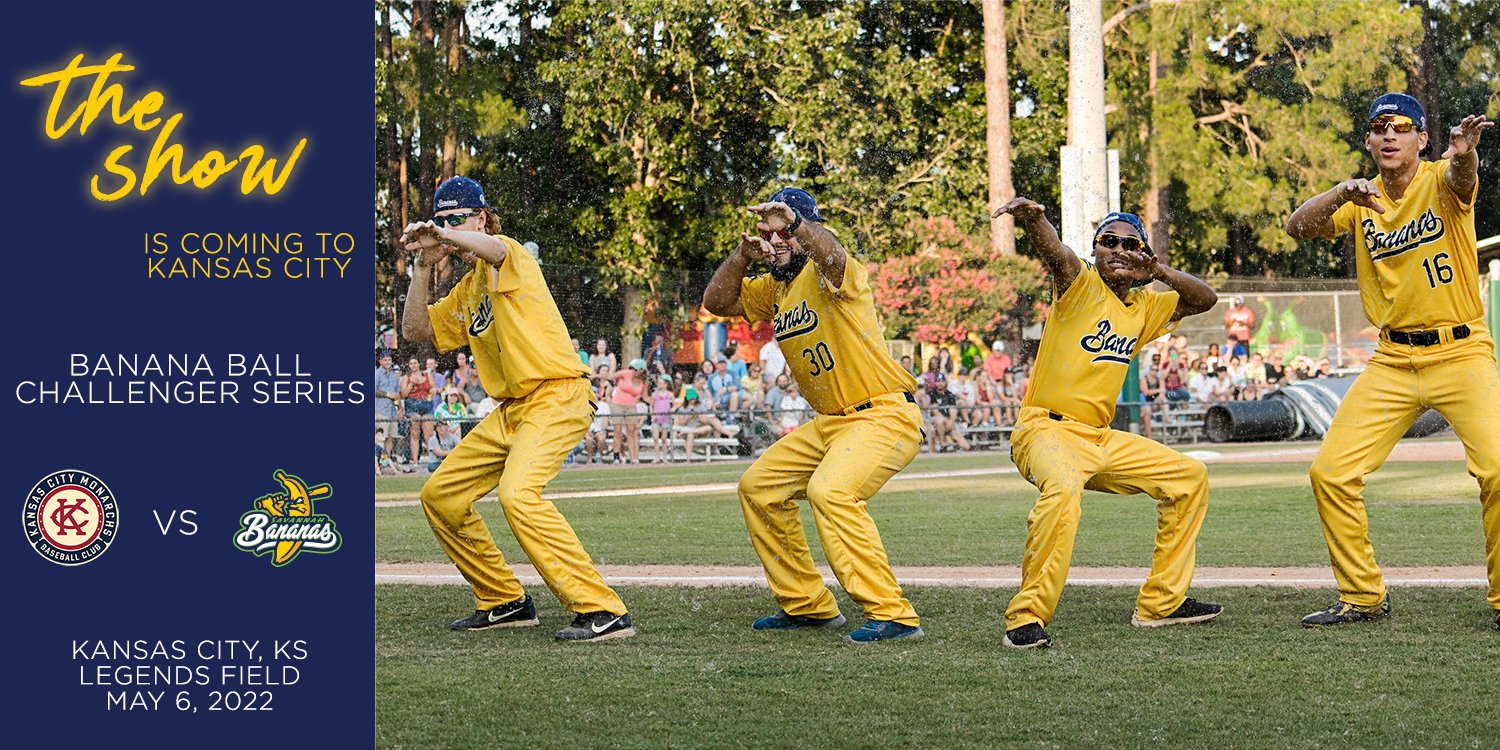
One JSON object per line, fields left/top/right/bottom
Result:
{"left": 555, "top": 611, "right": 636, "bottom": 642}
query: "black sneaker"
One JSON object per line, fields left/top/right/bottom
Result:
{"left": 1301, "top": 593, "right": 1391, "bottom": 627}
{"left": 1132, "top": 597, "right": 1224, "bottom": 628}
{"left": 555, "top": 611, "right": 636, "bottom": 642}
{"left": 1002, "top": 622, "right": 1052, "bottom": 649}
{"left": 449, "top": 595, "right": 539, "bottom": 631}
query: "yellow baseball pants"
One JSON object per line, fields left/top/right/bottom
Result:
{"left": 738, "top": 394, "right": 923, "bottom": 626}
{"left": 1310, "top": 331, "right": 1500, "bottom": 610}
{"left": 1005, "top": 406, "right": 1210, "bottom": 629}
{"left": 420, "top": 377, "right": 627, "bottom": 616}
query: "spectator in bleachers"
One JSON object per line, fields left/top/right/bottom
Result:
{"left": 607, "top": 359, "right": 647, "bottom": 464}
{"left": 1140, "top": 353, "right": 1164, "bottom": 439}
{"left": 1203, "top": 343, "right": 1222, "bottom": 372}
{"left": 740, "top": 362, "right": 766, "bottom": 411}
{"left": 425, "top": 419, "right": 460, "bottom": 473}
{"left": 650, "top": 375, "right": 674, "bottom": 463}
{"left": 401, "top": 356, "right": 437, "bottom": 467}
{"left": 973, "top": 369, "right": 1001, "bottom": 427}
{"left": 454, "top": 352, "right": 487, "bottom": 408}
{"left": 724, "top": 344, "right": 749, "bottom": 385}
{"left": 435, "top": 388, "right": 470, "bottom": 428}
{"left": 925, "top": 377, "right": 971, "bottom": 453}
{"left": 758, "top": 339, "right": 786, "bottom": 384}
{"left": 375, "top": 351, "right": 402, "bottom": 463}
{"left": 1188, "top": 359, "right": 1214, "bottom": 403}
{"left": 1211, "top": 366, "right": 1235, "bottom": 402}
{"left": 1243, "top": 352, "right": 1268, "bottom": 399}
{"left": 1226, "top": 355, "right": 1248, "bottom": 399}
{"left": 983, "top": 340, "right": 1012, "bottom": 382}
{"left": 951, "top": 368, "right": 979, "bottom": 425}
{"left": 900, "top": 354, "right": 916, "bottom": 377}
{"left": 572, "top": 337, "right": 590, "bottom": 367}
{"left": 425, "top": 357, "right": 448, "bottom": 407}
{"left": 590, "top": 338, "right": 617, "bottom": 376}
{"left": 646, "top": 333, "right": 674, "bottom": 378}
{"left": 583, "top": 396, "right": 612, "bottom": 465}
{"left": 921, "top": 356, "right": 946, "bottom": 402}
{"left": 1315, "top": 358, "right": 1333, "bottom": 378}
{"left": 707, "top": 359, "right": 740, "bottom": 415}
{"left": 1162, "top": 350, "right": 1190, "bottom": 402}
{"left": 764, "top": 373, "right": 792, "bottom": 412}
{"left": 936, "top": 346, "right": 956, "bottom": 377}
{"left": 1224, "top": 296, "right": 1254, "bottom": 356}
{"left": 777, "top": 383, "right": 810, "bottom": 436}
{"left": 998, "top": 371, "right": 1023, "bottom": 426}
{"left": 674, "top": 384, "right": 740, "bottom": 461}
{"left": 1264, "top": 350, "right": 1286, "bottom": 387}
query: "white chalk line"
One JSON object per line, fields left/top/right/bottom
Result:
{"left": 376, "top": 442, "right": 1437, "bottom": 508}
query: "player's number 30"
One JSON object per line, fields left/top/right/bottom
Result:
{"left": 1422, "top": 252, "right": 1454, "bottom": 288}
{"left": 803, "top": 342, "right": 836, "bottom": 376}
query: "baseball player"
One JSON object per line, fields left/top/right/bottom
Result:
{"left": 401, "top": 176, "right": 634, "bottom": 642}
{"left": 991, "top": 198, "right": 1223, "bottom": 649}
{"left": 1286, "top": 94, "right": 1498, "bottom": 630}
{"left": 702, "top": 187, "right": 925, "bottom": 644}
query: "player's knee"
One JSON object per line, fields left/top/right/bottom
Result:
{"left": 737, "top": 469, "right": 771, "bottom": 505}
{"left": 1308, "top": 460, "right": 1349, "bottom": 493}
{"left": 1185, "top": 458, "right": 1209, "bottom": 487}
{"left": 804, "top": 478, "right": 850, "bottom": 509}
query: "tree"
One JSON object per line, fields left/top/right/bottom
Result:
{"left": 539, "top": 0, "right": 777, "bottom": 360}
{"left": 871, "top": 217, "right": 1045, "bottom": 345}
{"left": 982, "top": 0, "right": 1018, "bottom": 257}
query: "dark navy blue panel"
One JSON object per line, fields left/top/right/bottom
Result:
{"left": 4, "top": 3, "right": 373, "bottom": 747}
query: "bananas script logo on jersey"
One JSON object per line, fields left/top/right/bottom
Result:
{"left": 468, "top": 294, "right": 494, "bottom": 337}
{"left": 773, "top": 300, "right": 820, "bottom": 341}
{"left": 233, "top": 470, "right": 340, "bottom": 566}
{"left": 1363, "top": 209, "right": 1445, "bottom": 262}
{"left": 23, "top": 470, "right": 119, "bottom": 566}
{"left": 1079, "top": 319, "right": 1138, "bottom": 365}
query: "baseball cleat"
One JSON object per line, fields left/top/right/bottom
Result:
{"left": 751, "top": 610, "right": 847, "bottom": 631}
{"left": 1131, "top": 597, "right": 1224, "bottom": 627}
{"left": 449, "top": 595, "right": 539, "bottom": 631}
{"left": 1002, "top": 623, "right": 1052, "bottom": 650}
{"left": 1301, "top": 593, "right": 1391, "bottom": 627}
{"left": 844, "top": 620, "right": 923, "bottom": 644}
{"left": 555, "top": 611, "right": 636, "bottom": 643}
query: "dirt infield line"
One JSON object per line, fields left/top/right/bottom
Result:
{"left": 376, "top": 562, "right": 1488, "bottom": 588}
{"left": 381, "top": 441, "right": 1470, "bottom": 508}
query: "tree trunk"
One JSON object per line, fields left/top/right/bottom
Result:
{"left": 414, "top": 1, "right": 437, "bottom": 216}
{"left": 1413, "top": 0, "right": 1443, "bottom": 148}
{"left": 441, "top": 7, "right": 461, "bottom": 180}
{"left": 621, "top": 285, "right": 645, "bottom": 364}
{"left": 982, "top": 0, "right": 1016, "bottom": 256}
{"left": 1145, "top": 38, "right": 1170, "bottom": 258}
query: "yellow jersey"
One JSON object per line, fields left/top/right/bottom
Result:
{"left": 427, "top": 235, "right": 589, "bottom": 399}
{"left": 1330, "top": 159, "right": 1480, "bottom": 332}
{"left": 741, "top": 259, "right": 917, "bottom": 415}
{"left": 1022, "top": 264, "right": 1180, "bottom": 427}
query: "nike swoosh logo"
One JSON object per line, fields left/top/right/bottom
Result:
{"left": 488, "top": 606, "right": 521, "bottom": 623}
{"left": 590, "top": 617, "right": 621, "bottom": 634}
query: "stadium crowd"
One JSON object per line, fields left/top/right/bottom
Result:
{"left": 375, "top": 307, "right": 1338, "bottom": 473}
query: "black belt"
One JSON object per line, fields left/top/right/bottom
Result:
{"left": 844, "top": 392, "right": 916, "bottom": 414}
{"left": 1385, "top": 324, "right": 1469, "bottom": 347}
{"left": 1048, "top": 412, "right": 1065, "bottom": 422}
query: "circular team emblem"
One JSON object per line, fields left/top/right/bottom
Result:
{"left": 23, "top": 470, "right": 119, "bottom": 566}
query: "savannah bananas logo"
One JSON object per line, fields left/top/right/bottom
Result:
{"left": 233, "top": 470, "right": 340, "bottom": 566}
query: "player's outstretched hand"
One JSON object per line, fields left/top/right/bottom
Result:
{"left": 992, "top": 196, "right": 1046, "bottom": 222}
{"left": 1336, "top": 179, "right": 1385, "bottom": 214}
{"left": 738, "top": 233, "right": 775, "bottom": 264}
{"left": 1441, "top": 114, "right": 1494, "bottom": 160}
{"left": 748, "top": 202, "right": 796, "bottom": 234}
{"left": 400, "top": 221, "right": 454, "bottom": 265}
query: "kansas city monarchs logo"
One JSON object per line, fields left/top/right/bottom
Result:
{"left": 23, "top": 469, "right": 119, "bottom": 566}
{"left": 233, "top": 470, "right": 340, "bottom": 566}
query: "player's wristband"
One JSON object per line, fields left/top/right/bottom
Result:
{"left": 785, "top": 209, "right": 802, "bottom": 235}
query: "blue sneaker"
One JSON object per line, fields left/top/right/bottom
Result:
{"left": 845, "top": 620, "right": 924, "bottom": 644}
{"left": 752, "top": 610, "right": 847, "bottom": 631}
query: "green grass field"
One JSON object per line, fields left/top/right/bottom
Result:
{"left": 375, "top": 440, "right": 1500, "bottom": 749}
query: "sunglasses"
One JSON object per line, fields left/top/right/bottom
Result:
{"left": 432, "top": 210, "right": 481, "bottom": 227}
{"left": 1094, "top": 233, "right": 1145, "bottom": 253}
{"left": 1368, "top": 115, "right": 1418, "bottom": 135}
{"left": 758, "top": 229, "right": 791, "bottom": 242}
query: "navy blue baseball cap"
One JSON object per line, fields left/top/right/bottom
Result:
{"left": 1368, "top": 93, "right": 1426, "bottom": 131}
{"left": 433, "top": 176, "right": 488, "bottom": 212}
{"left": 768, "top": 187, "right": 826, "bottom": 222}
{"left": 1094, "top": 211, "right": 1150, "bottom": 249}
